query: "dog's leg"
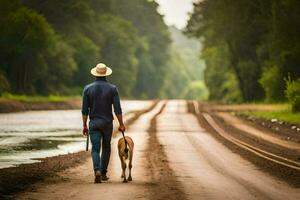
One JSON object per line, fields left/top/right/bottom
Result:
{"left": 119, "top": 154, "right": 124, "bottom": 178}
{"left": 122, "top": 157, "right": 127, "bottom": 183}
{"left": 127, "top": 153, "right": 133, "bottom": 181}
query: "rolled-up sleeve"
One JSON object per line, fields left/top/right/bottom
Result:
{"left": 81, "top": 87, "right": 89, "bottom": 116}
{"left": 112, "top": 87, "right": 122, "bottom": 115}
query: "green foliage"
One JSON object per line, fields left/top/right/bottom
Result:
{"left": 237, "top": 60, "right": 263, "bottom": 101}
{"left": 0, "top": 71, "right": 10, "bottom": 95}
{"left": 0, "top": 5, "right": 74, "bottom": 94}
{"left": 111, "top": 0, "right": 171, "bottom": 98}
{"left": 22, "top": 0, "right": 94, "bottom": 33}
{"left": 2, "top": 0, "right": 300, "bottom": 102}
{"left": 221, "top": 72, "right": 243, "bottom": 103}
{"left": 162, "top": 47, "right": 190, "bottom": 99}
{"left": 66, "top": 33, "right": 100, "bottom": 86}
{"left": 187, "top": 0, "right": 300, "bottom": 104}
{"left": 0, "top": 93, "right": 78, "bottom": 102}
{"left": 133, "top": 39, "right": 157, "bottom": 98}
{"left": 167, "top": 26, "right": 208, "bottom": 100}
{"left": 42, "top": 38, "right": 77, "bottom": 95}
{"left": 285, "top": 78, "right": 300, "bottom": 113}
{"left": 202, "top": 45, "right": 242, "bottom": 103}
{"left": 0, "top": 0, "right": 205, "bottom": 99}
{"left": 97, "top": 14, "right": 139, "bottom": 97}
{"left": 259, "top": 65, "right": 283, "bottom": 101}
{"left": 182, "top": 81, "right": 208, "bottom": 100}
{"left": 241, "top": 109, "right": 300, "bottom": 125}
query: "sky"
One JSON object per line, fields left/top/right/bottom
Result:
{"left": 155, "top": 0, "right": 196, "bottom": 29}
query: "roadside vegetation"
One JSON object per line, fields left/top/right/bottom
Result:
{"left": 239, "top": 109, "right": 300, "bottom": 125}
{"left": 0, "top": 93, "right": 79, "bottom": 102}
{"left": 186, "top": 0, "right": 300, "bottom": 112}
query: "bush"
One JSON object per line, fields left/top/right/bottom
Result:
{"left": 0, "top": 71, "right": 10, "bottom": 95}
{"left": 182, "top": 81, "right": 209, "bottom": 100}
{"left": 285, "top": 78, "right": 300, "bottom": 112}
{"left": 259, "top": 65, "right": 285, "bottom": 101}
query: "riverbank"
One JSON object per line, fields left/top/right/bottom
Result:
{"left": 0, "top": 98, "right": 81, "bottom": 113}
{"left": 0, "top": 151, "right": 89, "bottom": 199}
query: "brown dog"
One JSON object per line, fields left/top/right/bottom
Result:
{"left": 118, "top": 135, "right": 134, "bottom": 183}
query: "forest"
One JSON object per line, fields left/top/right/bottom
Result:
{"left": 0, "top": 0, "right": 207, "bottom": 100}
{"left": 1, "top": 0, "right": 299, "bottom": 112}
{"left": 186, "top": 0, "right": 300, "bottom": 111}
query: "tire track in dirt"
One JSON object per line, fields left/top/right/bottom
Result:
{"left": 159, "top": 100, "right": 300, "bottom": 200}
{"left": 146, "top": 102, "right": 187, "bottom": 200}
{"left": 189, "top": 101, "right": 300, "bottom": 187}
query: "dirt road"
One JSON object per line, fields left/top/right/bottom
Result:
{"left": 16, "top": 100, "right": 300, "bottom": 200}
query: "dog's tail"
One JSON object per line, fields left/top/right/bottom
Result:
{"left": 121, "top": 131, "right": 129, "bottom": 153}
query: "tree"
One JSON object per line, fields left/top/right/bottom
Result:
{"left": 22, "top": 0, "right": 94, "bottom": 34}
{"left": 187, "top": 0, "right": 300, "bottom": 103}
{"left": 202, "top": 45, "right": 242, "bottom": 102}
{"left": 259, "top": 0, "right": 300, "bottom": 100}
{"left": 186, "top": 0, "right": 267, "bottom": 101}
{"left": 111, "top": 0, "right": 171, "bottom": 98}
{"left": 1, "top": 7, "right": 66, "bottom": 93}
{"left": 67, "top": 33, "right": 100, "bottom": 87}
{"left": 0, "top": 0, "right": 187, "bottom": 99}
{"left": 97, "top": 14, "right": 140, "bottom": 97}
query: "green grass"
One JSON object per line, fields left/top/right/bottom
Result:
{"left": 240, "top": 109, "right": 300, "bottom": 125}
{"left": 0, "top": 93, "right": 80, "bottom": 102}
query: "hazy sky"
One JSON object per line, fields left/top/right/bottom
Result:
{"left": 155, "top": 0, "right": 196, "bottom": 29}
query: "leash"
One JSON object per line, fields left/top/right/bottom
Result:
{"left": 121, "top": 131, "right": 129, "bottom": 153}
{"left": 86, "top": 133, "right": 89, "bottom": 151}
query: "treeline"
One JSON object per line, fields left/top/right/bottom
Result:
{"left": 186, "top": 0, "right": 300, "bottom": 109}
{"left": 167, "top": 26, "right": 208, "bottom": 100}
{"left": 0, "top": 0, "right": 205, "bottom": 99}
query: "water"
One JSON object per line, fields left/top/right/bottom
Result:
{"left": 0, "top": 100, "right": 151, "bottom": 169}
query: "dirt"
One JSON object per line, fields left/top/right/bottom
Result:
{"left": 146, "top": 102, "right": 187, "bottom": 200}
{"left": 0, "top": 151, "right": 89, "bottom": 199}
{"left": 199, "top": 102, "right": 300, "bottom": 143}
{"left": 216, "top": 112, "right": 300, "bottom": 153}
{"left": 188, "top": 101, "right": 300, "bottom": 187}
{"left": 238, "top": 113, "right": 300, "bottom": 143}
{"left": 0, "top": 99, "right": 81, "bottom": 113}
{"left": 156, "top": 100, "right": 300, "bottom": 199}
{"left": 120, "top": 101, "right": 158, "bottom": 134}
{"left": 210, "top": 103, "right": 287, "bottom": 112}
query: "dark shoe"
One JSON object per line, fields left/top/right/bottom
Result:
{"left": 101, "top": 174, "right": 109, "bottom": 181}
{"left": 94, "top": 171, "right": 101, "bottom": 183}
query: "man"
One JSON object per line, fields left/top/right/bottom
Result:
{"left": 82, "top": 63, "right": 126, "bottom": 183}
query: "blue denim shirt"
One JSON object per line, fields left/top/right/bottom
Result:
{"left": 82, "top": 78, "right": 122, "bottom": 130}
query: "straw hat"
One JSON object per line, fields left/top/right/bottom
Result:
{"left": 90, "top": 63, "right": 112, "bottom": 77}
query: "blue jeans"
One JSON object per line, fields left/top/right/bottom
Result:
{"left": 89, "top": 123, "right": 113, "bottom": 174}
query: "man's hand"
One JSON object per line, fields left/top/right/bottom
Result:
{"left": 83, "top": 125, "right": 89, "bottom": 136}
{"left": 82, "top": 114, "right": 88, "bottom": 136}
{"left": 118, "top": 124, "right": 126, "bottom": 132}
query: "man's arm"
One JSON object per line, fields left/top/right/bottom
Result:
{"left": 113, "top": 87, "right": 125, "bottom": 132}
{"left": 116, "top": 114, "right": 125, "bottom": 132}
{"left": 82, "top": 87, "right": 89, "bottom": 136}
{"left": 82, "top": 114, "right": 88, "bottom": 136}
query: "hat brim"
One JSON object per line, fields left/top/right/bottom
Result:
{"left": 90, "top": 67, "right": 112, "bottom": 77}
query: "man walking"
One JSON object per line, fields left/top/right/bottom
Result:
{"left": 82, "top": 63, "right": 126, "bottom": 183}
